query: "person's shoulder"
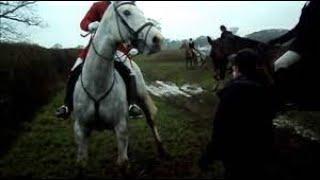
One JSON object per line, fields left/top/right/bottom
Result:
{"left": 221, "top": 77, "right": 261, "bottom": 94}
{"left": 218, "top": 78, "right": 243, "bottom": 98}
{"left": 228, "top": 76, "right": 258, "bottom": 87}
{"left": 93, "top": 1, "right": 110, "bottom": 7}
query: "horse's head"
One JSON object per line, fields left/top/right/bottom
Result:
{"left": 107, "top": 1, "right": 163, "bottom": 55}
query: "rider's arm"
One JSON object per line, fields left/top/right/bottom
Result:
{"left": 80, "top": 2, "right": 100, "bottom": 32}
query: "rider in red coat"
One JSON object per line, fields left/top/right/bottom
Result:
{"left": 55, "top": 1, "right": 142, "bottom": 119}
{"left": 79, "top": 1, "right": 130, "bottom": 60}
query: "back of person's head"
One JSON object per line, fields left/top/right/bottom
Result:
{"left": 231, "top": 48, "right": 259, "bottom": 77}
{"left": 220, "top": 25, "right": 227, "bottom": 31}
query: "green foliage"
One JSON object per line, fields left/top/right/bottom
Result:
{"left": 0, "top": 42, "right": 78, "bottom": 156}
{"left": 0, "top": 49, "right": 222, "bottom": 178}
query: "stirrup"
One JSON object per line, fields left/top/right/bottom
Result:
{"left": 129, "top": 104, "right": 143, "bottom": 119}
{"left": 55, "top": 105, "right": 70, "bottom": 119}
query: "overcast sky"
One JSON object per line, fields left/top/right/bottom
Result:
{"left": 26, "top": 1, "right": 306, "bottom": 48}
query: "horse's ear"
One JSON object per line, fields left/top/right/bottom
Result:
{"left": 112, "top": 1, "right": 122, "bottom": 6}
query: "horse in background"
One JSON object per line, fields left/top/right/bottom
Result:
{"left": 180, "top": 41, "right": 207, "bottom": 69}
{"left": 208, "top": 34, "right": 320, "bottom": 110}
{"left": 207, "top": 37, "right": 229, "bottom": 90}
{"left": 207, "top": 35, "right": 283, "bottom": 91}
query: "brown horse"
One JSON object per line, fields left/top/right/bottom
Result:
{"left": 186, "top": 48, "right": 197, "bottom": 69}
{"left": 208, "top": 35, "right": 320, "bottom": 110}
{"left": 208, "top": 35, "right": 281, "bottom": 81}
{"left": 180, "top": 42, "right": 206, "bottom": 69}
{"left": 207, "top": 37, "right": 229, "bottom": 89}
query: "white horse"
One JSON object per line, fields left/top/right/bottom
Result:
{"left": 73, "top": 1, "right": 166, "bottom": 169}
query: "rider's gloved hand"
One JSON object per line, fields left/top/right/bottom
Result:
{"left": 128, "top": 48, "right": 139, "bottom": 56}
{"left": 88, "top": 21, "right": 100, "bottom": 33}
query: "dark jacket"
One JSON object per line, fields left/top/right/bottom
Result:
{"left": 211, "top": 75, "right": 276, "bottom": 161}
{"left": 220, "top": 30, "right": 233, "bottom": 39}
{"left": 189, "top": 41, "right": 195, "bottom": 49}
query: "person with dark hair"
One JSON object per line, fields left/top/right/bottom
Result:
{"left": 199, "top": 49, "right": 277, "bottom": 179}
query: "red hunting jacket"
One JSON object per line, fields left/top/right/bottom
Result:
{"left": 78, "top": 1, "right": 130, "bottom": 60}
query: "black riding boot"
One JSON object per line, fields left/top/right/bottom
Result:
{"left": 127, "top": 74, "right": 144, "bottom": 118}
{"left": 55, "top": 63, "right": 83, "bottom": 119}
{"left": 114, "top": 61, "right": 143, "bottom": 119}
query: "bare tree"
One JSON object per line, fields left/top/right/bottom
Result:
{"left": 0, "top": 1, "right": 43, "bottom": 42}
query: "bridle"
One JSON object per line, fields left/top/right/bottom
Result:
{"left": 114, "top": 2, "right": 154, "bottom": 53}
{"left": 89, "top": 1, "right": 155, "bottom": 62}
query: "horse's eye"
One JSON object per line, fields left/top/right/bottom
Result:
{"left": 123, "top": 10, "right": 131, "bottom": 16}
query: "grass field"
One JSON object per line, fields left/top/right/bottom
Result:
{"left": 1, "top": 49, "right": 319, "bottom": 179}
{"left": 0, "top": 49, "right": 222, "bottom": 178}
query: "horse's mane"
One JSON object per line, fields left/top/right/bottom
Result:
{"left": 233, "top": 35, "right": 267, "bottom": 49}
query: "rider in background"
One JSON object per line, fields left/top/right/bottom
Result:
{"left": 188, "top": 38, "right": 195, "bottom": 49}
{"left": 188, "top": 38, "right": 196, "bottom": 58}
{"left": 220, "top": 25, "right": 234, "bottom": 39}
{"left": 55, "top": 1, "right": 143, "bottom": 119}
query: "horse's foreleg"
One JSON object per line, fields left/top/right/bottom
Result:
{"left": 114, "top": 120, "right": 129, "bottom": 167}
{"left": 74, "top": 120, "right": 90, "bottom": 167}
{"left": 139, "top": 94, "right": 168, "bottom": 159}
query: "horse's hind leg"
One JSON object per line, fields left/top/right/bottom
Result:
{"left": 74, "top": 120, "right": 90, "bottom": 167}
{"left": 139, "top": 94, "right": 168, "bottom": 158}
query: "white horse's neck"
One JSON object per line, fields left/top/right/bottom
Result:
{"left": 81, "top": 7, "right": 120, "bottom": 96}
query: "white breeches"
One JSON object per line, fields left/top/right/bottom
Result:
{"left": 71, "top": 57, "right": 84, "bottom": 71}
